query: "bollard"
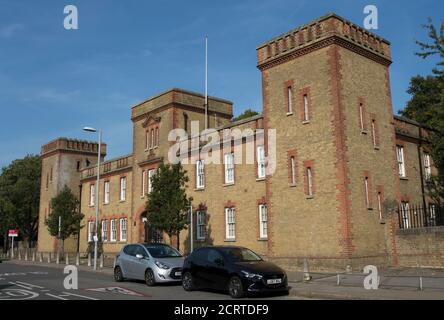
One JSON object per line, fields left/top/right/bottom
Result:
{"left": 32, "top": 250, "right": 36, "bottom": 262}
{"left": 24, "top": 249, "right": 28, "bottom": 261}
{"left": 39, "top": 252, "right": 43, "bottom": 263}
{"left": 419, "top": 277, "right": 423, "bottom": 291}
{"left": 87, "top": 252, "right": 91, "bottom": 267}
{"left": 47, "top": 252, "right": 51, "bottom": 263}
{"left": 113, "top": 255, "right": 117, "bottom": 269}
{"left": 345, "top": 265, "right": 352, "bottom": 274}
{"left": 76, "top": 252, "right": 80, "bottom": 266}
{"left": 100, "top": 254, "right": 104, "bottom": 269}
{"left": 56, "top": 251, "right": 60, "bottom": 264}
{"left": 302, "top": 258, "right": 312, "bottom": 282}
{"left": 18, "top": 250, "right": 22, "bottom": 260}
{"left": 337, "top": 274, "right": 341, "bottom": 286}
{"left": 65, "top": 253, "right": 69, "bottom": 265}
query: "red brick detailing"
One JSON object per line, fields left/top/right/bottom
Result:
{"left": 283, "top": 80, "right": 295, "bottom": 113}
{"left": 303, "top": 160, "right": 315, "bottom": 196}
{"left": 370, "top": 113, "right": 380, "bottom": 148}
{"left": 327, "top": 44, "right": 354, "bottom": 259}
{"left": 262, "top": 70, "right": 273, "bottom": 256}
{"left": 363, "top": 170, "right": 373, "bottom": 209}
{"left": 287, "top": 149, "right": 298, "bottom": 185}
{"left": 300, "top": 87, "right": 313, "bottom": 122}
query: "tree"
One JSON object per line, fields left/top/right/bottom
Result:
{"left": 45, "top": 185, "right": 84, "bottom": 255}
{"left": 0, "top": 155, "right": 41, "bottom": 247}
{"left": 233, "top": 109, "right": 260, "bottom": 122}
{"left": 146, "top": 163, "right": 192, "bottom": 250}
{"left": 400, "top": 19, "right": 444, "bottom": 201}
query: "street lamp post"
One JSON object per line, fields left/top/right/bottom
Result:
{"left": 83, "top": 127, "right": 102, "bottom": 271}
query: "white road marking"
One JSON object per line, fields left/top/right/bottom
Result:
{"left": 15, "top": 281, "right": 44, "bottom": 289}
{"left": 0, "top": 289, "right": 39, "bottom": 300}
{"left": 60, "top": 292, "right": 98, "bottom": 300}
{"left": 8, "top": 282, "right": 34, "bottom": 290}
{"left": 45, "top": 293, "right": 68, "bottom": 300}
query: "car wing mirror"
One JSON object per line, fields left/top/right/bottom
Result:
{"left": 136, "top": 254, "right": 144, "bottom": 259}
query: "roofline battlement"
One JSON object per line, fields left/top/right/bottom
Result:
{"left": 41, "top": 137, "right": 107, "bottom": 158}
{"left": 257, "top": 13, "right": 392, "bottom": 70}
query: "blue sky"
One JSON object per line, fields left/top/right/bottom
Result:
{"left": 0, "top": 0, "right": 443, "bottom": 167}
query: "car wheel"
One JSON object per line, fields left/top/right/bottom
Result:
{"left": 228, "top": 276, "right": 245, "bottom": 298}
{"left": 182, "top": 271, "right": 195, "bottom": 291}
{"left": 145, "top": 269, "right": 156, "bottom": 286}
{"left": 114, "top": 266, "right": 124, "bottom": 282}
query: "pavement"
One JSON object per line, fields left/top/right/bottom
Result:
{"left": 2, "top": 259, "right": 444, "bottom": 300}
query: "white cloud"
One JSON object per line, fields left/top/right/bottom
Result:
{"left": 0, "top": 23, "right": 24, "bottom": 38}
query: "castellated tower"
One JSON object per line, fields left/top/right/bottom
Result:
{"left": 37, "top": 138, "right": 106, "bottom": 253}
{"left": 257, "top": 13, "right": 397, "bottom": 269}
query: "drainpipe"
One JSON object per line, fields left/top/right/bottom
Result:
{"left": 77, "top": 184, "right": 82, "bottom": 254}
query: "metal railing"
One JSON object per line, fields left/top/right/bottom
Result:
{"left": 397, "top": 204, "right": 444, "bottom": 230}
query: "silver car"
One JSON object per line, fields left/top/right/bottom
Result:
{"left": 114, "top": 243, "right": 184, "bottom": 286}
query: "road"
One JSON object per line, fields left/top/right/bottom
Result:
{"left": 0, "top": 261, "right": 297, "bottom": 300}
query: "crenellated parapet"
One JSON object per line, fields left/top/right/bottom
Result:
{"left": 41, "top": 137, "right": 107, "bottom": 159}
{"left": 257, "top": 13, "right": 391, "bottom": 71}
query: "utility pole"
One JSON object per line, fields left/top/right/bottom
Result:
{"left": 190, "top": 204, "right": 193, "bottom": 253}
{"left": 204, "top": 36, "right": 208, "bottom": 130}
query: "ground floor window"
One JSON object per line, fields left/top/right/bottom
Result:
{"left": 259, "top": 204, "right": 268, "bottom": 239}
{"left": 88, "top": 221, "right": 94, "bottom": 242}
{"left": 110, "top": 219, "right": 117, "bottom": 242}
{"left": 197, "top": 211, "right": 206, "bottom": 240}
{"left": 225, "top": 208, "right": 236, "bottom": 240}
{"left": 120, "top": 218, "right": 127, "bottom": 242}
{"left": 101, "top": 220, "right": 108, "bottom": 242}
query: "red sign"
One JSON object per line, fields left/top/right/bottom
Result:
{"left": 8, "top": 229, "right": 18, "bottom": 237}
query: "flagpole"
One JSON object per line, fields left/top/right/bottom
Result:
{"left": 205, "top": 36, "right": 208, "bottom": 130}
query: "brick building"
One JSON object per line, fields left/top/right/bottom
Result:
{"left": 37, "top": 13, "right": 443, "bottom": 271}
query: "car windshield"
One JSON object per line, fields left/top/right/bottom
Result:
{"left": 222, "top": 248, "right": 263, "bottom": 262}
{"left": 144, "top": 245, "right": 182, "bottom": 258}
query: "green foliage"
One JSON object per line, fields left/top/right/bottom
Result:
{"left": 146, "top": 163, "right": 192, "bottom": 249}
{"left": 400, "top": 18, "right": 444, "bottom": 201}
{"left": 233, "top": 109, "right": 260, "bottom": 122}
{"left": 0, "top": 155, "right": 41, "bottom": 246}
{"left": 46, "top": 185, "right": 84, "bottom": 241}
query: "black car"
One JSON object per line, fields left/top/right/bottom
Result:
{"left": 182, "top": 246, "right": 289, "bottom": 298}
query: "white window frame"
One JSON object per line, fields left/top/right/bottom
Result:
{"left": 307, "top": 167, "right": 313, "bottom": 196}
{"left": 104, "top": 181, "right": 110, "bottom": 204}
{"left": 148, "top": 169, "right": 155, "bottom": 194}
{"left": 364, "top": 177, "right": 370, "bottom": 208}
{"left": 401, "top": 202, "right": 410, "bottom": 229}
{"left": 377, "top": 192, "right": 383, "bottom": 220}
{"left": 259, "top": 204, "right": 268, "bottom": 239}
{"left": 150, "top": 129, "right": 154, "bottom": 149}
{"left": 120, "top": 218, "right": 127, "bottom": 242}
{"left": 290, "top": 156, "right": 296, "bottom": 185}
{"left": 141, "top": 170, "right": 146, "bottom": 197}
{"left": 303, "top": 94, "right": 309, "bottom": 122}
{"left": 110, "top": 219, "right": 117, "bottom": 242}
{"left": 155, "top": 127, "right": 159, "bottom": 147}
{"left": 196, "top": 160, "right": 205, "bottom": 189}
{"left": 371, "top": 120, "right": 377, "bottom": 147}
{"left": 257, "top": 146, "right": 266, "bottom": 179}
{"left": 224, "top": 153, "right": 235, "bottom": 184}
{"left": 424, "top": 153, "right": 431, "bottom": 180}
{"left": 430, "top": 204, "right": 437, "bottom": 226}
{"left": 225, "top": 208, "right": 236, "bottom": 240}
{"left": 101, "top": 220, "right": 108, "bottom": 242}
{"left": 287, "top": 86, "right": 293, "bottom": 113}
{"left": 120, "top": 177, "right": 126, "bottom": 201}
{"left": 196, "top": 211, "right": 206, "bottom": 240}
{"left": 88, "top": 221, "right": 94, "bottom": 243}
{"left": 397, "top": 146, "right": 406, "bottom": 178}
{"left": 359, "top": 103, "right": 365, "bottom": 131}
{"left": 90, "top": 184, "right": 95, "bottom": 206}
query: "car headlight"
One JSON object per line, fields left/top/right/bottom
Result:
{"left": 155, "top": 260, "right": 170, "bottom": 270}
{"left": 241, "top": 270, "right": 263, "bottom": 281}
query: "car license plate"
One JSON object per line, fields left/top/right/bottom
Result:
{"left": 267, "top": 278, "right": 282, "bottom": 285}
{"left": 175, "top": 271, "right": 182, "bottom": 277}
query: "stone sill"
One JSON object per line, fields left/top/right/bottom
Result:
{"left": 194, "top": 187, "right": 205, "bottom": 192}
{"left": 400, "top": 177, "right": 409, "bottom": 181}
{"left": 224, "top": 239, "right": 236, "bottom": 242}
{"left": 256, "top": 177, "right": 266, "bottom": 182}
{"left": 223, "top": 183, "right": 235, "bottom": 187}
{"left": 302, "top": 120, "right": 310, "bottom": 125}
{"left": 286, "top": 112, "right": 293, "bottom": 117}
